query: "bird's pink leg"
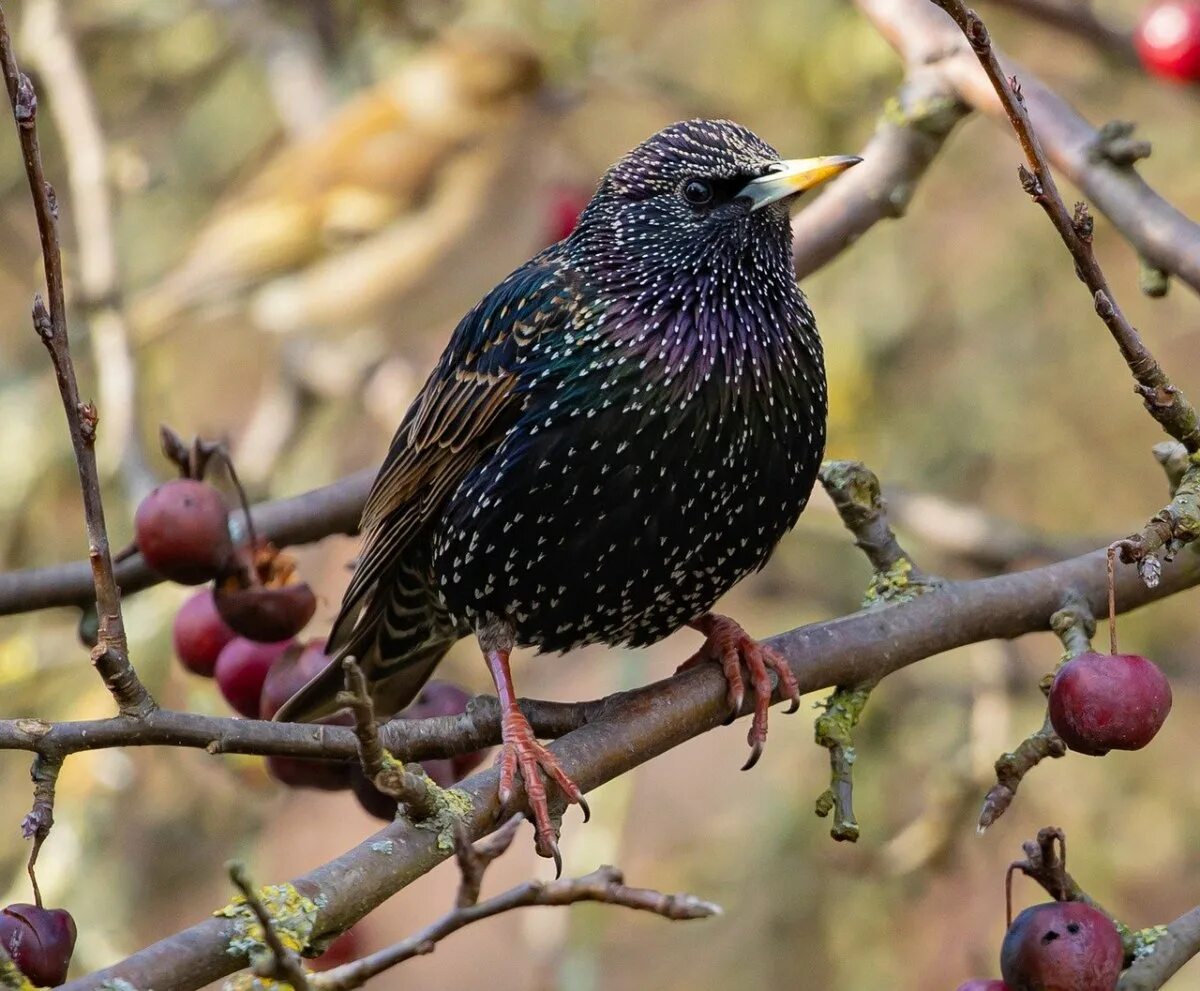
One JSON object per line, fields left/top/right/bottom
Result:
{"left": 484, "top": 646, "right": 589, "bottom": 875}
{"left": 679, "top": 613, "right": 801, "bottom": 770}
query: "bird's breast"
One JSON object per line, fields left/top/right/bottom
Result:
{"left": 431, "top": 307, "right": 826, "bottom": 650}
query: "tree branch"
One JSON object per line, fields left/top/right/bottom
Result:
{"left": 53, "top": 536, "right": 1200, "bottom": 991}
{"left": 792, "top": 68, "right": 969, "bottom": 277}
{"left": 0, "top": 2, "right": 154, "bottom": 717}
{"left": 857, "top": 0, "right": 1200, "bottom": 297}
{"left": 980, "top": 0, "right": 1139, "bottom": 67}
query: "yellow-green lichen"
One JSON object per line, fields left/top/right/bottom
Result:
{"left": 214, "top": 882, "right": 321, "bottom": 965}
{"left": 412, "top": 776, "right": 474, "bottom": 852}
{"left": 222, "top": 972, "right": 296, "bottom": 991}
{"left": 863, "top": 556, "right": 920, "bottom": 607}
{"left": 1127, "top": 923, "right": 1171, "bottom": 960}
{"left": 0, "top": 957, "right": 37, "bottom": 991}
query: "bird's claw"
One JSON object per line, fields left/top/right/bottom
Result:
{"left": 496, "top": 708, "right": 587, "bottom": 875}
{"left": 684, "top": 613, "right": 801, "bottom": 769}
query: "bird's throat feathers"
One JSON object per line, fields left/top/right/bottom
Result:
{"left": 563, "top": 216, "right": 824, "bottom": 420}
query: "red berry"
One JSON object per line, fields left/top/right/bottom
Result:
{"left": 259, "top": 639, "right": 334, "bottom": 719}
{"left": 0, "top": 904, "right": 77, "bottom": 987}
{"left": 214, "top": 581, "right": 316, "bottom": 643}
{"left": 1136, "top": 0, "right": 1200, "bottom": 81}
{"left": 1049, "top": 652, "right": 1172, "bottom": 756}
{"left": 134, "top": 480, "right": 234, "bottom": 584}
{"left": 407, "top": 682, "right": 487, "bottom": 779}
{"left": 267, "top": 755, "right": 352, "bottom": 791}
{"left": 544, "top": 185, "right": 590, "bottom": 243}
{"left": 1001, "top": 902, "right": 1123, "bottom": 991}
{"left": 172, "top": 590, "right": 236, "bottom": 677}
{"left": 956, "top": 982, "right": 1010, "bottom": 991}
{"left": 311, "top": 928, "right": 362, "bottom": 971}
{"left": 351, "top": 768, "right": 399, "bottom": 821}
{"left": 215, "top": 638, "right": 295, "bottom": 717}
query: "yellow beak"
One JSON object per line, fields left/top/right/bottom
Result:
{"left": 737, "top": 155, "right": 862, "bottom": 211}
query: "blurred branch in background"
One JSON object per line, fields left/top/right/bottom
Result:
{"left": 981, "top": 0, "right": 1140, "bottom": 66}
{"left": 20, "top": 0, "right": 158, "bottom": 503}
{"left": 856, "top": 0, "right": 1200, "bottom": 296}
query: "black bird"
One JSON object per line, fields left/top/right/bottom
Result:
{"left": 277, "top": 119, "right": 859, "bottom": 865}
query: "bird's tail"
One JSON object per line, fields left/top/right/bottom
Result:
{"left": 273, "top": 557, "right": 466, "bottom": 723}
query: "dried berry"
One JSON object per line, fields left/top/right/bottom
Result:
{"left": 1049, "top": 652, "right": 1172, "bottom": 756}
{"left": 1001, "top": 902, "right": 1123, "bottom": 991}
{"left": 0, "top": 903, "right": 77, "bottom": 987}
{"left": 173, "top": 589, "right": 237, "bottom": 677}
{"left": 214, "top": 543, "right": 316, "bottom": 642}
{"left": 134, "top": 480, "right": 234, "bottom": 584}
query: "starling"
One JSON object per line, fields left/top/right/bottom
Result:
{"left": 277, "top": 119, "right": 860, "bottom": 867}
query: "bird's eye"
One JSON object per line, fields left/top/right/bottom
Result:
{"left": 682, "top": 179, "right": 714, "bottom": 206}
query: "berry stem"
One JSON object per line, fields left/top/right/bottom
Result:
{"left": 1106, "top": 543, "right": 1119, "bottom": 654}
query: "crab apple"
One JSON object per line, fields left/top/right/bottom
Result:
{"left": 0, "top": 903, "right": 77, "bottom": 987}
{"left": 1049, "top": 652, "right": 1172, "bottom": 756}
{"left": 134, "top": 479, "right": 234, "bottom": 584}
{"left": 545, "top": 185, "right": 590, "bottom": 243}
{"left": 172, "top": 589, "right": 236, "bottom": 676}
{"left": 1001, "top": 902, "right": 1123, "bottom": 991}
{"left": 215, "top": 637, "right": 295, "bottom": 717}
{"left": 214, "top": 580, "right": 316, "bottom": 643}
{"left": 311, "top": 927, "right": 363, "bottom": 971}
{"left": 259, "top": 639, "right": 334, "bottom": 720}
{"left": 266, "top": 754, "right": 352, "bottom": 791}
{"left": 408, "top": 682, "right": 487, "bottom": 780}
{"left": 1136, "top": 0, "right": 1200, "bottom": 81}
{"left": 956, "top": 982, "right": 1010, "bottom": 991}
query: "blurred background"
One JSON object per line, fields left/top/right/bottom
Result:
{"left": 0, "top": 0, "right": 1198, "bottom": 988}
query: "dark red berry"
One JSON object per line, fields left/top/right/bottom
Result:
{"left": 1001, "top": 902, "right": 1123, "bottom": 991}
{"left": 214, "top": 581, "right": 316, "bottom": 643}
{"left": 259, "top": 639, "right": 334, "bottom": 720}
{"left": 351, "top": 768, "right": 399, "bottom": 821}
{"left": 407, "top": 682, "right": 486, "bottom": 779}
{"left": 134, "top": 480, "right": 234, "bottom": 584}
{"left": 545, "top": 185, "right": 590, "bottom": 243}
{"left": 267, "top": 755, "right": 353, "bottom": 791}
{"left": 311, "top": 927, "right": 362, "bottom": 971}
{"left": 173, "top": 590, "right": 236, "bottom": 677}
{"left": 1049, "top": 652, "right": 1172, "bottom": 756}
{"left": 1136, "top": 0, "right": 1200, "bottom": 81}
{"left": 0, "top": 903, "right": 77, "bottom": 987}
{"left": 956, "top": 982, "right": 1010, "bottom": 991}
{"left": 215, "top": 638, "right": 295, "bottom": 717}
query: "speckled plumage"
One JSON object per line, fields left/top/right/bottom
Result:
{"left": 279, "top": 118, "right": 831, "bottom": 726}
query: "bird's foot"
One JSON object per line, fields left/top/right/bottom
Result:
{"left": 680, "top": 613, "right": 801, "bottom": 771}
{"left": 496, "top": 705, "right": 590, "bottom": 876}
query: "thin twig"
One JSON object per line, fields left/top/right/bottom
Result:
{"left": 858, "top": 0, "right": 1200, "bottom": 296}
{"left": 20, "top": 0, "right": 157, "bottom": 502}
{"left": 228, "top": 862, "right": 312, "bottom": 991}
{"left": 338, "top": 658, "right": 439, "bottom": 819}
{"left": 311, "top": 862, "right": 719, "bottom": 991}
{"left": 0, "top": 2, "right": 154, "bottom": 717}
{"left": 925, "top": 0, "right": 1200, "bottom": 454}
{"left": 20, "top": 754, "right": 61, "bottom": 907}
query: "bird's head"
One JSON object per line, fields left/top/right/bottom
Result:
{"left": 568, "top": 118, "right": 859, "bottom": 283}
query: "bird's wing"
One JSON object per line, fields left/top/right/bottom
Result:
{"left": 328, "top": 255, "right": 579, "bottom": 661}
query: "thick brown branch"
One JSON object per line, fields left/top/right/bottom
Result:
{"left": 1119, "top": 906, "right": 1200, "bottom": 991}
{"left": 56, "top": 539, "right": 1200, "bottom": 991}
{"left": 0, "top": 4, "right": 153, "bottom": 717}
